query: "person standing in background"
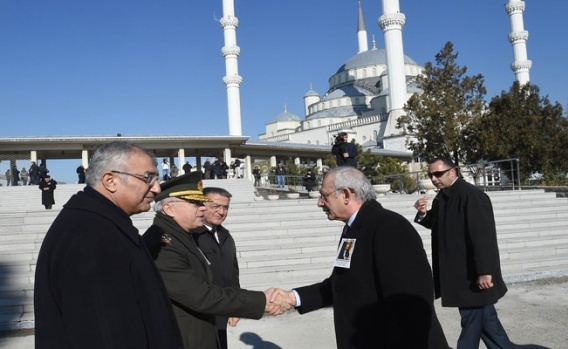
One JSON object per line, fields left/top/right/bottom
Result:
{"left": 39, "top": 175, "right": 57, "bottom": 209}
{"left": 20, "top": 167, "right": 29, "bottom": 186}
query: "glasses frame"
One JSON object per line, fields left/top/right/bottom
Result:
{"left": 319, "top": 189, "right": 341, "bottom": 201}
{"left": 111, "top": 170, "right": 160, "bottom": 186}
{"left": 427, "top": 168, "right": 453, "bottom": 179}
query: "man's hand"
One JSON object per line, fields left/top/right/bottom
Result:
{"left": 228, "top": 317, "right": 240, "bottom": 327}
{"left": 477, "top": 275, "right": 494, "bottom": 290}
{"left": 263, "top": 288, "right": 296, "bottom": 315}
{"left": 414, "top": 195, "right": 428, "bottom": 215}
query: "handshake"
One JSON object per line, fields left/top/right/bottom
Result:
{"left": 263, "top": 288, "right": 296, "bottom": 316}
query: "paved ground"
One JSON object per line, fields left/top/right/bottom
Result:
{"left": 2, "top": 277, "right": 567, "bottom": 348}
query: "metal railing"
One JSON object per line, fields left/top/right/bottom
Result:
{"left": 384, "top": 158, "right": 522, "bottom": 194}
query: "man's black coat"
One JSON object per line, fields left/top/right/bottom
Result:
{"left": 34, "top": 187, "right": 183, "bottom": 349}
{"left": 192, "top": 225, "right": 240, "bottom": 330}
{"left": 415, "top": 178, "right": 508, "bottom": 307}
{"left": 295, "top": 200, "right": 448, "bottom": 349}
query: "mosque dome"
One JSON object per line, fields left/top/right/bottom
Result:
{"left": 336, "top": 48, "right": 418, "bottom": 74}
{"left": 271, "top": 106, "right": 301, "bottom": 123}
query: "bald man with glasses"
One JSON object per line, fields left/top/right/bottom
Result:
{"left": 414, "top": 157, "right": 516, "bottom": 349}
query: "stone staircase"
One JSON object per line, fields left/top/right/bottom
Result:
{"left": 1, "top": 184, "right": 568, "bottom": 330}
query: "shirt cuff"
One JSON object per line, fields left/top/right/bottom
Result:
{"left": 291, "top": 290, "right": 301, "bottom": 307}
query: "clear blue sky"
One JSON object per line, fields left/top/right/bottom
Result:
{"left": 1, "top": 0, "right": 567, "bottom": 183}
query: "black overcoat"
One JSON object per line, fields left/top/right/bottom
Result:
{"left": 192, "top": 225, "right": 240, "bottom": 330}
{"left": 34, "top": 187, "right": 183, "bottom": 349}
{"left": 143, "top": 214, "right": 265, "bottom": 349}
{"left": 39, "top": 178, "right": 56, "bottom": 206}
{"left": 415, "top": 178, "right": 508, "bottom": 307}
{"left": 295, "top": 200, "right": 448, "bottom": 349}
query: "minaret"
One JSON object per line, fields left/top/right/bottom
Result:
{"left": 506, "top": 0, "right": 531, "bottom": 85}
{"left": 357, "top": 0, "right": 368, "bottom": 53}
{"left": 220, "top": 0, "right": 242, "bottom": 135}
{"left": 378, "top": 0, "right": 407, "bottom": 139}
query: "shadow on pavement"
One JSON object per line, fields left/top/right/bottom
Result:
{"left": 240, "top": 332, "right": 282, "bottom": 349}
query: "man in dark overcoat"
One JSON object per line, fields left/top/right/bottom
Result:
{"left": 143, "top": 173, "right": 283, "bottom": 349}
{"left": 34, "top": 141, "right": 183, "bottom": 349}
{"left": 38, "top": 174, "right": 57, "bottom": 209}
{"left": 331, "top": 132, "right": 358, "bottom": 167}
{"left": 192, "top": 187, "right": 239, "bottom": 349}
{"left": 270, "top": 167, "right": 448, "bottom": 349}
{"left": 414, "top": 157, "right": 515, "bottom": 349}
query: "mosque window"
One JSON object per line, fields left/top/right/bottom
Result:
{"left": 373, "top": 67, "right": 377, "bottom": 76}
{"left": 307, "top": 122, "right": 311, "bottom": 128}
{"left": 363, "top": 69, "right": 367, "bottom": 78}
{"left": 307, "top": 140, "right": 311, "bottom": 144}
{"left": 318, "top": 120, "right": 321, "bottom": 127}
{"left": 362, "top": 136, "right": 367, "bottom": 141}
{"left": 316, "top": 140, "right": 320, "bottom": 145}
{"left": 373, "top": 130, "right": 378, "bottom": 140}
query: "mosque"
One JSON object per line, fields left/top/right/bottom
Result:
{"left": 257, "top": 0, "right": 531, "bottom": 154}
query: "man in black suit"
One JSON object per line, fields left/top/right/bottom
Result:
{"left": 192, "top": 187, "right": 239, "bottom": 349}
{"left": 143, "top": 173, "right": 284, "bottom": 349}
{"left": 34, "top": 141, "right": 183, "bottom": 349}
{"left": 414, "top": 157, "right": 515, "bottom": 349}
{"left": 271, "top": 166, "right": 448, "bottom": 349}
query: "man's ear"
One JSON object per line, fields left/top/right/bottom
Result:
{"left": 101, "top": 172, "right": 119, "bottom": 193}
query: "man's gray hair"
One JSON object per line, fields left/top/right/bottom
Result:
{"left": 203, "top": 187, "right": 232, "bottom": 199}
{"left": 330, "top": 166, "right": 376, "bottom": 203}
{"left": 153, "top": 197, "right": 181, "bottom": 213}
{"left": 85, "top": 141, "right": 156, "bottom": 187}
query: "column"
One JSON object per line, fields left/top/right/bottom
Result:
{"left": 81, "top": 150, "right": 89, "bottom": 168}
{"left": 244, "top": 155, "right": 252, "bottom": 182}
{"left": 178, "top": 148, "right": 186, "bottom": 173}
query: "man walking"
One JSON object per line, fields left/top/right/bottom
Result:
{"left": 414, "top": 157, "right": 515, "bottom": 349}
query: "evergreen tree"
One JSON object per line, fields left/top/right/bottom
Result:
{"left": 398, "top": 42, "right": 486, "bottom": 165}
{"left": 469, "top": 82, "right": 568, "bottom": 182}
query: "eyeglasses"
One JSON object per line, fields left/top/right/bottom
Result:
{"left": 207, "top": 203, "right": 230, "bottom": 212}
{"left": 427, "top": 168, "right": 453, "bottom": 179}
{"left": 111, "top": 171, "right": 160, "bottom": 186}
{"left": 319, "top": 189, "right": 341, "bottom": 201}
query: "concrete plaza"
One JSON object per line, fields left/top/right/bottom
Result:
{"left": 2, "top": 276, "right": 567, "bottom": 349}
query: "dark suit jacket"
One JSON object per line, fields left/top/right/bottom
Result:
{"left": 34, "top": 187, "right": 183, "bottom": 349}
{"left": 332, "top": 142, "right": 358, "bottom": 167}
{"left": 192, "top": 225, "right": 240, "bottom": 330}
{"left": 295, "top": 200, "right": 448, "bottom": 349}
{"left": 415, "top": 178, "right": 508, "bottom": 307}
{"left": 143, "top": 214, "right": 265, "bottom": 349}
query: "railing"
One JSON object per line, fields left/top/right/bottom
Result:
{"left": 256, "top": 174, "right": 321, "bottom": 192}
{"left": 384, "top": 158, "right": 522, "bottom": 194}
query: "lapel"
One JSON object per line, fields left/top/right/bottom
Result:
{"left": 157, "top": 214, "right": 211, "bottom": 270}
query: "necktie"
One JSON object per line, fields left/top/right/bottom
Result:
{"left": 210, "top": 227, "right": 220, "bottom": 244}
{"left": 341, "top": 224, "right": 350, "bottom": 239}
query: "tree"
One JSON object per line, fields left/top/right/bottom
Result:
{"left": 398, "top": 42, "right": 487, "bottom": 165}
{"left": 468, "top": 82, "right": 568, "bottom": 182}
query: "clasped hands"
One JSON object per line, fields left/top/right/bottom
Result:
{"left": 263, "top": 288, "right": 296, "bottom": 316}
